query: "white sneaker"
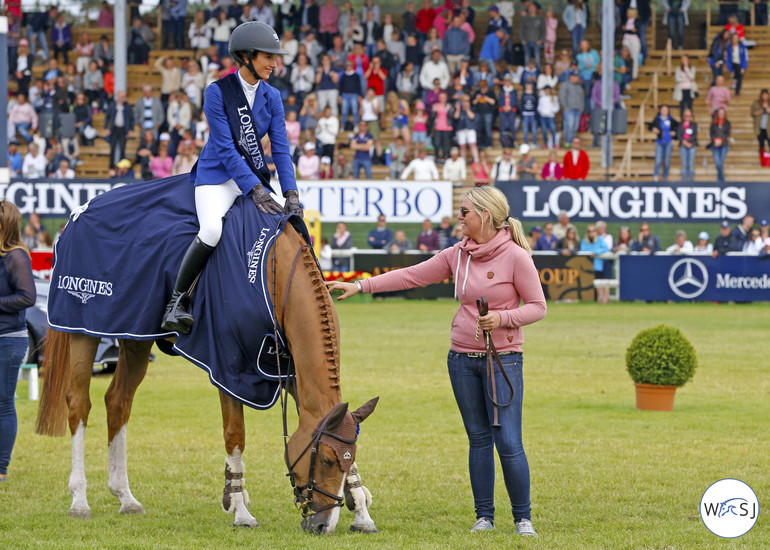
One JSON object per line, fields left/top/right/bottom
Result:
{"left": 515, "top": 518, "right": 538, "bottom": 536}
{"left": 470, "top": 517, "right": 495, "bottom": 532}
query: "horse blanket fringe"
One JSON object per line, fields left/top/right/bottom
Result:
{"left": 48, "top": 173, "right": 308, "bottom": 409}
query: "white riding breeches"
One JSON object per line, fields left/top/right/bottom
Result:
{"left": 195, "top": 179, "right": 242, "bottom": 247}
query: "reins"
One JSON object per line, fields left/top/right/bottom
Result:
{"left": 476, "top": 296, "right": 515, "bottom": 428}
{"left": 270, "top": 217, "right": 347, "bottom": 516}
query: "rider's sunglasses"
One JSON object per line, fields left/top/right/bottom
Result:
{"left": 459, "top": 206, "right": 470, "bottom": 217}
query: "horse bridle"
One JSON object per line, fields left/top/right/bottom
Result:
{"left": 269, "top": 218, "right": 352, "bottom": 516}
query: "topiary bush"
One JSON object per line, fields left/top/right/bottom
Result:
{"left": 626, "top": 325, "right": 697, "bottom": 386}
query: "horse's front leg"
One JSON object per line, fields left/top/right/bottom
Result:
{"left": 219, "top": 392, "right": 258, "bottom": 527}
{"left": 345, "top": 462, "right": 378, "bottom": 533}
{"left": 105, "top": 339, "right": 153, "bottom": 514}
{"left": 66, "top": 334, "right": 100, "bottom": 519}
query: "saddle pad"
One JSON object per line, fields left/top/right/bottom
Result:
{"left": 48, "top": 173, "right": 307, "bottom": 409}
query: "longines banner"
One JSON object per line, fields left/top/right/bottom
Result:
{"left": 6, "top": 178, "right": 454, "bottom": 223}
{"left": 296, "top": 179, "right": 454, "bottom": 223}
{"left": 497, "top": 180, "right": 767, "bottom": 223}
{"left": 619, "top": 255, "right": 770, "bottom": 302}
{"left": 4, "top": 179, "right": 129, "bottom": 216}
{"left": 352, "top": 251, "right": 595, "bottom": 301}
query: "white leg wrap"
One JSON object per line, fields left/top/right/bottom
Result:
{"left": 108, "top": 425, "right": 145, "bottom": 514}
{"left": 68, "top": 421, "right": 91, "bottom": 519}
{"left": 346, "top": 463, "right": 377, "bottom": 533}
{"left": 223, "top": 451, "right": 258, "bottom": 527}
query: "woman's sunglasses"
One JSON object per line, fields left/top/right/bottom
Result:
{"left": 459, "top": 206, "right": 470, "bottom": 217}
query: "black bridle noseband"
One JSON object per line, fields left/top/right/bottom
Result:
{"left": 270, "top": 220, "right": 354, "bottom": 517}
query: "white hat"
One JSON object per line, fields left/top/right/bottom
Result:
{"left": 698, "top": 231, "right": 709, "bottom": 241}
{"left": 519, "top": 143, "right": 530, "bottom": 155}
{"left": 159, "top": 132, "right": 171, "bottom": 141}
{"left": 321, "top": 156, "right": 331, "bottom": 164}
{"left": 304, "top": 142, "right": 316, "bottom": 151}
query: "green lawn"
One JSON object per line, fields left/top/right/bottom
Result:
{"left": 2, "top": 301, "right": 768, "bottom": 549}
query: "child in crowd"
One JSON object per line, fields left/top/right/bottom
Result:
{"left": 411, "top": 100, "right": 428, "bottom": 157}
{"left": 537, "top": 86, "right": 560, "bottom": 148}
{"left": 388, "top": 135, "right": 408, "bottom": 179}
{"left": 544, "top": 9, "right": 559, "bottom": 64}
{"left": 391, "top": 99, "right": 412, "bottom": 155}
{"left": 285, "top": 110, "right": 301, "bottom": 150}
{"left": 520, "top": 81, "right": 538, "bottom": 146}
{"left": 521, "top": 58, "right": 539, "bottom": 87}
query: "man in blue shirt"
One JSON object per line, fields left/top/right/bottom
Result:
{"left": 7, "top": 142, "right": 23, "bottom": 177}
{"left": 479, "top": 28, "right": 505, "bottom": 75}
{"left": 367, "top": 215, "right": 393, "bottom": 249}
{"left": 350, "top": 121, "right": 375, "bottom": 179}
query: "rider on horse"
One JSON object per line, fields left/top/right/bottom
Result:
{"left": 161, "top": 21, "right": 304, "bottom": 334}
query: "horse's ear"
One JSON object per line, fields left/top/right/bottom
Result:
{"left": 351, "top": 397, "right": 379, "bottom": 424}
{"left": 325, "top": 402, "right": 349, "bottom": 431}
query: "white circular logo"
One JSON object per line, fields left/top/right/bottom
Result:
{"left": 668, "top": 258, "right": 708, "bottom": 299}
{"left": 700, "top": 479, "right": 759, "bottom": 538}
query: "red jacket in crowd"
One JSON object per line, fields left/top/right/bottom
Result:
{"left": 562, "top": 149, "right": 590, "bottom": 180}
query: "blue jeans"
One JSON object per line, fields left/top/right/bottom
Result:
{"left": 341, "top": 93, "right": 360, "bottom": 127}
{"left": 540, "top": 117, "right": 556, "bottom": 148}
{"left": 524, "top": 41, "right": 541, "bottom": 67}
{"left": 353, "top": 157, "right": 372, "bottom": 179}
{"left": 570, "top": 25, "right": 584, "bottom": 56}
{"left": 522, "top": 115, "right": 537, "bottom": 144}
{"left": 499, "top": 111, "right": 517, "bottom": 147}
{"left": 480, "top": 113, "right": 495, "bottom": 147}
{"left": 27, "top": 28, "right": 49, "bottom": 59}
{"left": 0, "top": 337, "right": 28, "bottom": 476}
{"left": 15, "top": 122, "right": 33, "bottom": 144}
{"left": 668, "top": 13, "right": 684, "bottom": 49}
{"left": 654, "top": 141, "right": 673, "bottom": 179}
{"left": 447, "top": 350, "right": 530, "bottom": 522}
{"left": 563, "top": 109, "right": 581, "bottom": 145}
{"left": 712, "top": 145, "right": 729, "bottom": 182}
{"left": 638, "top": 22, "right": 649, "bottom": 62}
{"left": 680, "top": 145, "right": 696, "bottom": 181}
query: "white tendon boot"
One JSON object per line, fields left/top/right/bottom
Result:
{"left": 222, "top": 454, "right": 258, "bottom": 527}
{"left": 345, "top": 464, "right": 377, "bottom": 533}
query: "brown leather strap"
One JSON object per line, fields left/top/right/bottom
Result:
{"left": 225, "top": 470, "right": 243, "bottom": 480}
{"left": 224, "top": 485, "right": 243, "bottom": 494}
{"left": 476, "top": 296, "right": 515, "bottom": 428}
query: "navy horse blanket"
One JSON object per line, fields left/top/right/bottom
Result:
{"left": 48, "top": 173, "right": 309, "bottom": 409}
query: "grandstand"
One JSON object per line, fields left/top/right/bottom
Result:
{"left": 13, "top": 2, "right": 770, "bottom": 189}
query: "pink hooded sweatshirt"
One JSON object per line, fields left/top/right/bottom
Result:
{"left": 360, "top": 227, "right": 547, "bottom": 353}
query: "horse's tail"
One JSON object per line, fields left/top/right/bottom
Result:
{"left": 35, "top": 329, "right": 72, "bottom": 437}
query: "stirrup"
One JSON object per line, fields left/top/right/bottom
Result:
{"left": 161, "top": 291, "right": 194, "bottom": 334}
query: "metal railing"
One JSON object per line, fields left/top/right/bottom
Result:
{"left": 613, "top": 39, "right": 673, "bottom": 180}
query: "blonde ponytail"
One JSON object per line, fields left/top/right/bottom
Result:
{"left": 507, "top": 216, "right": 532, "bottom": 255}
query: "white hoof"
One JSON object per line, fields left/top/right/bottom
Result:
{"left": 233, "top": 513, "right": 259, "bottom": 527}
{"left": 119, "top": 503, "right": 146, "bottom": 515}
{"left": 351, "top": 521, "right": 378, "bottom": 533}
{"left": 69, "top": 506, "right": 92, "bottom": 520}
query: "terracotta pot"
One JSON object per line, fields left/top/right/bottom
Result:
{"left": 634, "top": 383, "right": 677, "bottom": 412}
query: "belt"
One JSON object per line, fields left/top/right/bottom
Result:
{"left": 463, "top": 351, "right": 519, "bottom": 358}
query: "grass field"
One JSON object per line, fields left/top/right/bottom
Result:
{"left": 2, "top": 301, "right": 768, "bottom": 549}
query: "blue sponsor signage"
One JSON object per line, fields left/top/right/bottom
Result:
{"left": 619, "top": 255, "right": 770, "bottom": 302}
{"left": 497, "top": 180, "right": 769, "bottom": 223}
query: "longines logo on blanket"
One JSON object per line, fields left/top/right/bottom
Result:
{"left": 247, "top": 228, "right": 271, "bottom": 283}
{"left": 237, "top": 106, "right": 265, "bottom": 170}
{"left": 700, "top": 479, "right": 759, "bottom": 538}
{"left": 58, "top": 275, "right": 113, "bottom": 304}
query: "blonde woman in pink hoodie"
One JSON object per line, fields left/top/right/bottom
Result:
{"left": 327, "top": 186, "right": 547, "bottom": 537}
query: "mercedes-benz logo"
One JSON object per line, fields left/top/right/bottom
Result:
{"left": 668, "top": 258, "right": 709, "bottom": 299}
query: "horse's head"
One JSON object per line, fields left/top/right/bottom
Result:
{"left": 286, "top": 397, "right": 378, "bottom": 534}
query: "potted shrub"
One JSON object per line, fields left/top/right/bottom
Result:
{"left": 626, "top": 325, "right": 697, "bottom": 411}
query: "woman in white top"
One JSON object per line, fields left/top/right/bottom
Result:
{"left": 188, "top": 11, "right": 213, "bottom": 57}
{"left": 207, "top": 11, "right": 237, "bottom": 61}
{"left": 673, "top": 54, "right": 697, "bottom": 118}
{"left": 536, "top": 63, "right": 559, "bottom": 94}
{"left": 290, "top": 53, "right": 314, "bottom": 101}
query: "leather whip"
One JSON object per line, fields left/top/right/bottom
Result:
{"left": 476, "top": 296, "right": 514, "bottom": 428}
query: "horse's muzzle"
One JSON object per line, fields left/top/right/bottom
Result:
{"left": 301, "top": 510, "right": 337, "bottom": 535}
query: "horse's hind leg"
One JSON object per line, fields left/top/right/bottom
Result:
{"left": 345, "top": 462, "right": 378, "bottom": 533}
{"left": 219, "top": 392, "right": 258, "bottom": 527}
{"left": 66, "top": 334, "right": 100, "bottom": 519}
{"left": 105, "top": 339, "right": 153, "bottom": 514}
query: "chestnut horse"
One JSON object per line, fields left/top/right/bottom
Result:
{"left": 35, "top": 223, "right": 378, "bottom": 534}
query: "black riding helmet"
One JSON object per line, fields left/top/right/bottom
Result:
{"left": 228, "top": 21, "right": 287, "bottom": 80}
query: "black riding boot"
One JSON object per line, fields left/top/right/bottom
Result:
{"left": 161, "top": 236, "right": 215, "bottom": 334}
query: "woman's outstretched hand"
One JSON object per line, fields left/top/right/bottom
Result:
{"left": 325, "top": 281, "right": 359, "bottom": 301}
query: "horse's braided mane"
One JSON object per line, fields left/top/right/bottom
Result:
{"left": 303, "top": 247, "right": 340, "bottom": 390}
